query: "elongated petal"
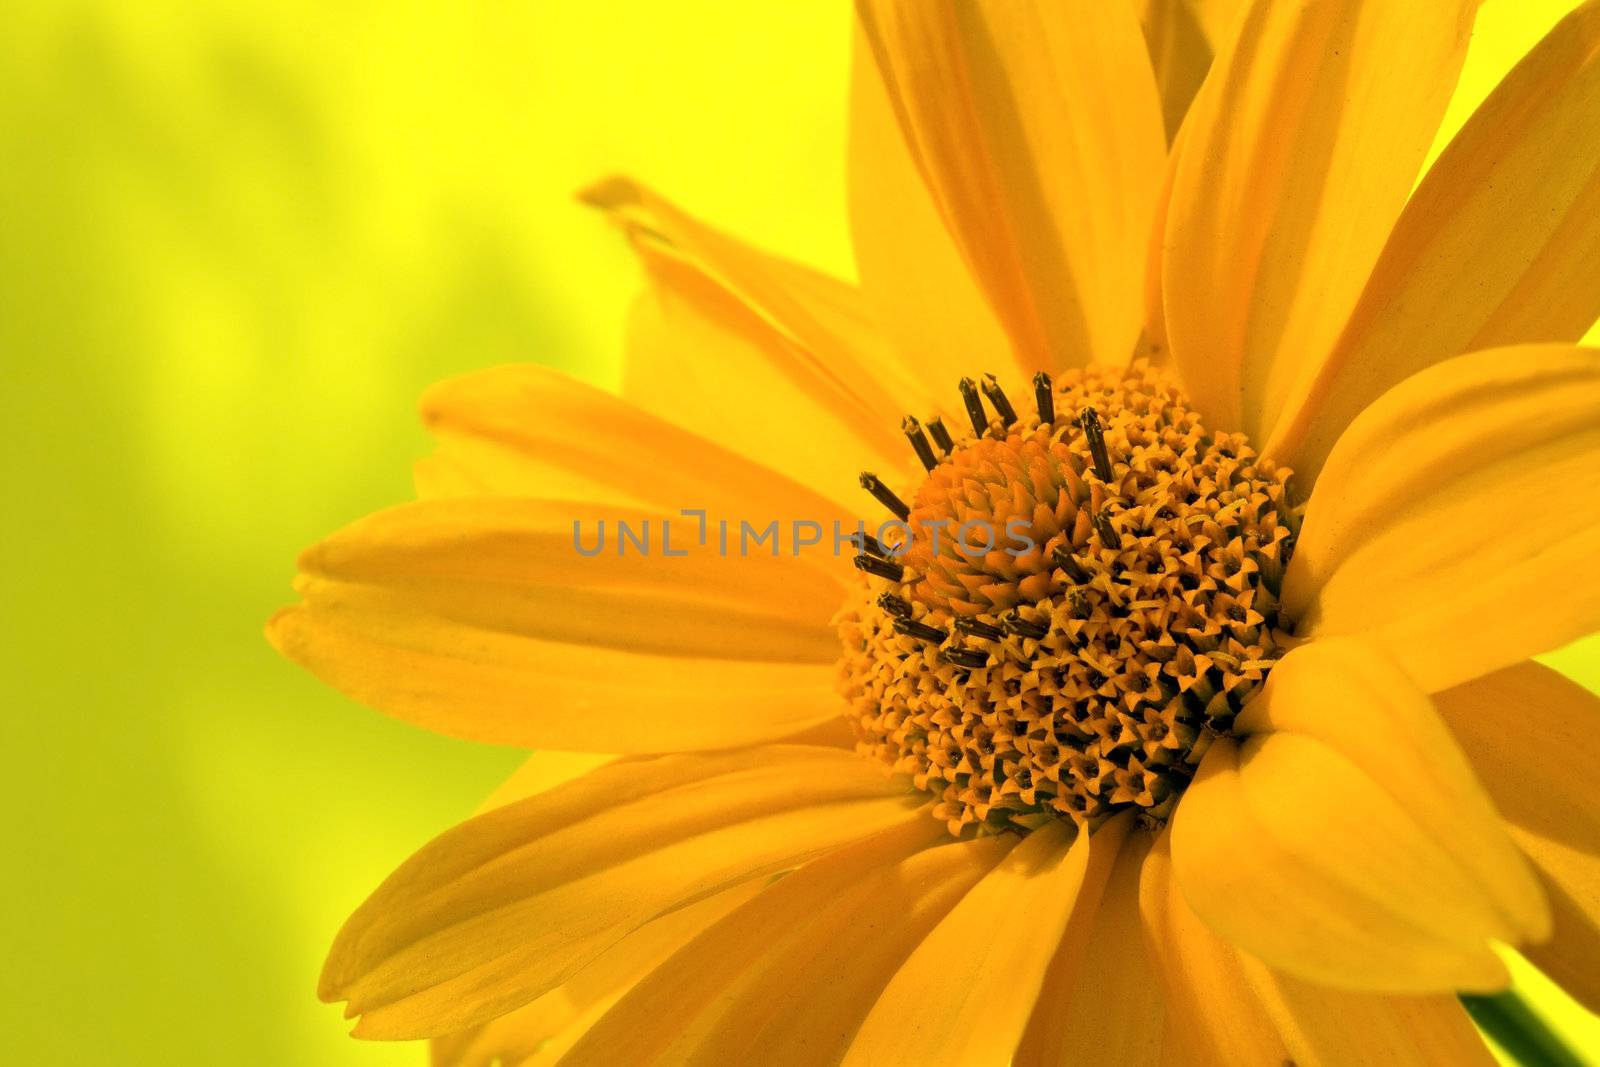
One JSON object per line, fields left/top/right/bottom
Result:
{"left": 1435, "top": 661, "right": 1600, "bottom": 1013}
{"left": 1134, "top": 0, "right": 1241, "bottom": 142}
{"left": 1141, "top": 119, "right": 1188, "bottom": 361}
{"left": 560, "top": 819, "right": 1005, "bottom": 1065}
{"left": 1527, "top": 875, "right": 1600, "bottom": 1019}
{"left": 1235, "top": 640, "right": 1548, "bottom": 938}
{"left": 611, "top": 210, "right": 908, "bottom": 508}
{"left": 286, "top": 498, "right": 841, "bottom": 657}
{"left": 416, "top": 364, "right": 855, "bottom": 527}
{"left": 430, "top": 882, "right": 760, "bottom": 1067}
{"left": 1163, "top": 0, "right": 1472, "bottom": 436}
{"left": 1142, "top": 834, "right": 1496, "bottom": 1065}
{"left": 1281, "top": 344, "right": 1600, "bottom": 693}
{"left": 585, "top": 176, "right": 932, "bottom": 423}
{"left": 272, "top": 593, "right": 840, "bottom": 752}
{"left": 846, "top": 24, "right": 1015, "bottom": 393}
{"left": 1172, "top": 639, "right": 1546, "bottom": 992}
{"left": 1269, "top": 2, "right": 1600, "bottom": 478}
{"left": 269, "top": 499, "right": 846, "bottom": 751}
{"left": 320, "top": 746, "right": 924, "bottom": 1038}
{"left": 477, "top": 751, "right": 616, "bottom": 812}
{"left": 1017, "top": 824, "right": 1163, "bottom": 1067}
{"left": 844, "top": 818, "right": 1123, "bottom": 1066}
{"left": 856, "top": 0, "right": 1165, "bottom": 371}
{"left": 1175, "top": 736, "right": 1510, "bottom": 992}
{"left": 1142, "top": 834, "right": 1282, "bottom": 1063}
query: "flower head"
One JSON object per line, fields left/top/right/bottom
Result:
{"left": 272, "top": 1, "right": 1600, "bottom": 1062}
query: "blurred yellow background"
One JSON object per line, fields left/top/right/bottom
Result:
{"left": 2, "top": 1, "right": 1596, "bottom": 1063}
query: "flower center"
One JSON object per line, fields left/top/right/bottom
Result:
{"left": 836, "top": 361, "right": 1303, "bottom": 837}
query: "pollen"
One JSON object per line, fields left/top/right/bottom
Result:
{"left": 836, "top": 361, "right": 1303, "bottom": 837}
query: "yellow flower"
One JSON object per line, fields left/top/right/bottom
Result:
{"left": 269, "top": 1, "right": 1600, "bottom": 1063}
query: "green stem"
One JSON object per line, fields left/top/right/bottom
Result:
{"left": 1460, "top": 992, "right": 1588, "bottom": 1067}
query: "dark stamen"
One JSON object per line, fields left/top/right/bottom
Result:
{"left": 859, "top": 472, "right": 910, "bottom": 521}
{"left": 1002, "top": 611, "right": 1049, "bottom": 639}
{"left": 901, "top": 416, "right": 938, "bottom": 472}
{"left": 1033, "top": 371, "right": 1054, "bottom": 424}
{"left": 894, "top": 617, "right": 948, "bottom": 642}
{"left": 953, "top": 615, "right": 1004, "bottom": 640}
{"left": 859, "top": 532, "right": 891, "bottom": 558}
{"left": 1052, "top": 544, "right": 1090, "bottom": 583}
{"left": 958, "top": 377, "right": 988, "bottom": 438}
{"left": 980, "top": 373, "right": 1018, "bottom": 426}
{"left": 854, "top": 553, "right": 903, "bottom": 581}
{"left": 1079, "top": 407, "right": 1115, "bottom": 482}
{"left": 926, "top": 416, "right": 955, "bottom": 454}
{"left": 942, "top": 647, "right": 990, "bottom": 669}
{"left": 1092, "top": 510, "right": 1124, "bottom": 550}
{"left": 877, "top": 592, "right": 914, "bottom": 618}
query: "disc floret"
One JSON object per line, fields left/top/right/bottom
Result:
{"left": 838, "top": 361, "right": 1302, "bottom": 836}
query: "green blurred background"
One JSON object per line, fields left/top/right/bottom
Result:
{"left": 2, "top": 2, "right": 1596, "bottom": 1063}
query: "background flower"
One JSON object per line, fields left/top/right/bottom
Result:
{"left": 3, "top": 1, "right": 1598, "bottom": 1063}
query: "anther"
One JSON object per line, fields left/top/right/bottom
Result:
{"left": 958, "top": 377, "right": 988, "bottom": 438}
{"left": 1079, "top": 407, "right": 1115, "bottom": 482}
{"left": 1051, "top": 544, "right": 1090, "bottom": 583}
{"left": 980, "top": 373, "right": 1018, "bottom": 426}
{"left": 854, "top": 553, "right": 904, "bottom": 581}
{"left": 877, "top": 592, "right": 914, "bottom": 619}
{"left": 1033, "top": 371, "right": 1054, "bottom": 424}
{"left": 859, "top": 532, "right": 891, "bottom": 558}
{"left": 926, "top": 416, "right": 955, "bottom": 455}
{"left": 952, "top": 615, "right": 1004, "bottom": 640}
{"left": 902, "top": 416, "right": 938, "bottom": 472}
{"left": 1092, "top": 510, "right": 1124, "bottom": 550}
{"left": 1002, "top": 610, "right": 1049, "bottom": 639}
{"left": 942, "top": 647, "right": 990, "bottom": 669}
{"left": 859, "top": 472, "right": 910, "bottom": 521}
{"left": 894, "top": 617, "right": 948, "bottom": 642}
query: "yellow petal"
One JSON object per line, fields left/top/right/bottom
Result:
{"left": 430, "top": 881, "right": 760, "bottom": 1067}
{"left": 1435, "top": 660, "right": 1600, "bottom": 1013}
{"left": 1236, "top": 639, "right": 1548, "bottom": 937}
{"left": 1134, "top": 0, "right": 1241, "bottom": 142}
{"left": 293, "top": 498, "right": 844, "bottom": 641}
{"left": 269, "top": 499, "right": 846, "bottom": 751}
{"left": 1141, "top": 832, "right": 1287, "bottom": 1063}
{"left": 1142, "top": 117, "right": 1189, "bottom": 362}
{"left": 1527, "top": 873, "right": 1600, "bottom": 1019}
{"left": 856, "top": 0, "right": 1166, "bottom": 371}
{"left": 584, "top": 176, "right": 932, "bottom": 423}
{"left": 271, "top": 595, "right": 840, "bottom": 752}
{"left": 320, "top": 745, "right": 924, "bottom": 1038}
{"left": 1142, "top": 833, "right": 1497, "bottom": 1065}
{"left": 1174, "top": 736, "right": 1510, "bottom": 993}
{"left": 476, "top": 751, "right": 616, "bottom": 813}
{"left": 1173, "top": 639, "right": 1546, "bottom": 993}
{"left": 1016, "top": 823, "right": 1163, "bottom": 1067}
{"left": 416, "top": 363, "right": 855, "bottom": 528}
{"left": 846, "top": 22, "right": 1015, "bottom": 393}
{"left": 1162, "top": 0, "right": 1473, "bottom": 437}
{"left": 844, "top": 818, "right": 1125, "bottom": 1066}
{"left": 612, "top": 213, "right": 908, "bottom": 508}
{"left": 1268, "top": 2, "right": 1600, "bottom": 478}
{"left": 1281, "top": 344, "right": 1600, "bottom": 693}
{"left": 413, "top": 449, "right": 493, "bottom": 500}
{"left": 560, "top": 818, "right": 1006, "bottom": 1065}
